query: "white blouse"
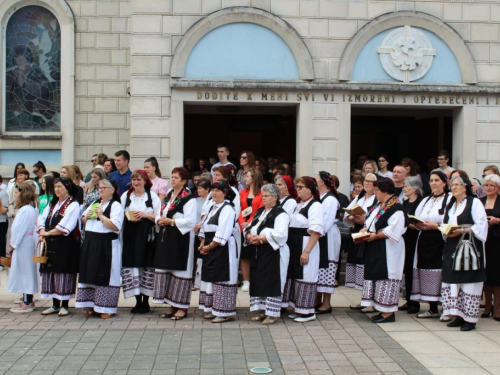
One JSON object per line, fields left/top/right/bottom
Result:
{"left": 365, "top": 204, "right": 406, "bottom": 243}
{"left": 280, "top": 196, "right": 297, "bottom": 217}
{"left": 155, "top": 191, "right": 197, "bottom": 235}
{"left": 38, "top": 198, "right": 80, "bottom": 235}
{"left": 289, "top": 199, "right": 324, "bottom": 235}
{"left": 120, "top": 190, "right": 161, "bottom": 217}
{"left": 343, "top": 194, "right": 376, "bottom": 227}
{"left": 244, "top": 209, "right": 290, "bottom": 250}
{"left": 201, "top": 186, "right": 241, "bottom": 218}
{"left": 83, "top": 201, "right": 123, "bottom": 234}
{"left": 443, "top": 197, "right": 488, "bottom": 242}
{"left": 320, "top": 192, "right": 339, "bottom": 233}
{"left": 199, "top": 202, "right": 236, "bottom": 245}
{"left": 414, "top": 193, "right": 450, "bottom": 225}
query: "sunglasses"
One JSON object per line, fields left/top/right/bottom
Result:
{"left": 91, "top": 159, "right": 97, "bottom": 163}
{"left": 32, "top": 169, "right": 39, "bottom": 174}
{"left": 295, "top": 185, "right": 305, "bottom": 190}
{"left": 15, "top": 185, "right": 22, "bottom": 192}
{"left": 240, "top": 156, "right": 247, "bottom": 159}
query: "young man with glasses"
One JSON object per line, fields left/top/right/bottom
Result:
{"left": 436, "top": 150, "right": 454, "bottom": 172}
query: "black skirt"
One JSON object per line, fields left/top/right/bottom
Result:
{"left": 416, "top": 230, "right": 444, "bottom": 269}
{"left": 240, "top": 233, "right": 253, "bottom": 259}
{"left": 40, "top": 233, "right": 80, "bottom": 274}
{"left": 154, "top": 225, "right": 191, "bottom": 271}
{"left": 286, "top": 227, "right": 308, "bottom": 280}
{"left": 79, "top": 231, "right": 118, "bottom": 286}
{"left": 249, "top": 243, "right": 281, "bottom": 297}
{"left": 346, "top": 223, "right": 366, "bottom": 265}
{"left": 201, "top": 232, "right": 230, "bottom": 283}
{"left": 122, "top": 219, "right": 155, "bottom": 268}
{"left": 485, "top": 235, "right": 500, "bottom": 286}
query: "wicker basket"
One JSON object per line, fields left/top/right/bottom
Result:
{"left": 0, "top": 256, "right": 11, "bottom": 267}
{"left": 33, "top": 239, "right": 48, "bottom": 264}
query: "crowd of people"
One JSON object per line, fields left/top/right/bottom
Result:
{"left": 0, "top": 146, "right": 498, "bottom": 331}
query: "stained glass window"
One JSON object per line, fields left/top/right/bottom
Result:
{"left": 5, "top": 6, "right": 61, "bottom": 132}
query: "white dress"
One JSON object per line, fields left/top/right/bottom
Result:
{"left": 343, "top": 194, "right": 376, "bottom": 290}
{"left": 283, "top": 198, "right": 324, "bottom": 314}
{"left": 244, "top": 209, "right": 290, "bottom": 317}
{"left": 198, "top": 202, "right": 238, "bottom": 317}
{"left": 120, "top": 190, "right": 161, "bottom": 298}
{"left": 280, "top": 196, "right": 297, "bottom": 217}
{"left": 76, "top": 201, "right": 124, "bottom": 314}
{"left": 8, "top": 205, "right": 39, "bottom": 294}
{"left": 153, "top": 190, "right": 197, "bottom": 309}
{"left": 317, "top": 192, "right": 341, "bottom": 294}
{"left": 360, "top": 204, "right": 407, "bottom": 313}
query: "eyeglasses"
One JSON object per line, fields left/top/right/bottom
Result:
{"left": 378, "top": 159, "right": 387, "bottom": 163}
{"left": 32, "top": 169, "right": 39, "bottom": 174}
{"left": 240, "top": 156, "right": 247, "bottom": 159}
{"left": 450, "top": 183, "right": 462, "bottom": 188}
{"left": 364, "top": 180, "right": 376, "bottom": 184}
{"left": 261, "top": 194, "right": 272, "bottom": 199}
{"left": 437, "top": 158, "right": 446, "bottom": 161}
{"left": 484, "top": 184, "right": 497, "bottom": 189}
{"left": 91, "top": 159, "right": 97, "bottom": 163}
{"left": 98, "top": 186, "right": 111, "bottom": 191}
{"left": 296, "top": 185, "right": 305, "bottom": 190}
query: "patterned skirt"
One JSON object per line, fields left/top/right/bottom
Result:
{"left": 410, "top": 268, "right": 442, "bottom": 302}
{"left": 153, "top": 270, "right": 193, "bottom": 309}
{"left": 250, "top": 296, "right": 282, "bottom": 317}
{"left": 317, "top": 260, "right": 339, "bottom": 294}
{"left": 345, "top": 263, "right": 364, "bottom": 290}
{"left": 122, "top": 267, "right": 155, "bottom": 299}
{"left": 285, "top": 279, "right": 317, "bottom": 315}
{"left": 76, "top": 284, "right": 121, "bottom": 314}
{"left": 441, "top": 282, "right": 483, "bottom": 323}
{"left": 361, "top": 278, "right": 401, "bottom": 313}
{"left": 41, "top": 273, "right": 77, "bottom": 300}
{"left": 199, "top": 281, "right": 238, "bottom": 317}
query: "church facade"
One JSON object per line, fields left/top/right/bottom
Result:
{"left": 1, "top": 0, "right": 499, "bottom": 192}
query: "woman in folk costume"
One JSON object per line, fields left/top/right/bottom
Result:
{"left": 344, "top": 173, "right": 377, "bottom": 307}
{"left": 8, "top": 182, "right": 39, "bottom": 313}
{"left": 441, "top": 176, "right": 488, "bottom": 331}
{"left": 121, "top": 170, "right": 161, "bottom": 314}
{"left": 153, "top": 167, "right": 197, "bottom": 321}
{"left": 315, "top": 171, "right": 342, "bottom": 315}
{"left": 38, "top": 177, "right": 81, "bottom": 316}
{"left": 360, "top": 178, "right": 407, "bottom": 323}
{"left": 244, "top": 184, "right": 290, "bottom": 325}
{"left": 410, "top": 171, "right": 451, "bottom": 319}
{"left": 274, "top": 175, "right": 297, "bottom": 216}
{"left": 198, "top": 180, "right": 238, "bottom": 323}
{"left": 77, "top": 178, "right": 124, "bottom": 318}
{"left": 283, "top": 176, "right": 324, "bottom": 323}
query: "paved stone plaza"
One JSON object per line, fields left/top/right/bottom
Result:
{"left": 0, "top": 267, "right": 499, "bottom": 375}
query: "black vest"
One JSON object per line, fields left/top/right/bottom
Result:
{"left": 247, "top": 206, "right": 286, "bottom": 234}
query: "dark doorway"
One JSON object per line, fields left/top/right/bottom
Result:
{"left": 351, "top": 107, "right": 453, "bottom": 172}
{"left": 184, "top": 104, "right": 297, "bottom": 166}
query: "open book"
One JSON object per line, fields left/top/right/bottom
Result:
{"left": 408, "top": 215, "right": 426, "bottom": 224}
{"left": 438, "top": 224, "right": 461, "bottom": 236}
{"left": 351, "top": 232, "right": 370, "bottom": 244}
{"left": 343, "top": 204, "right": 366, "bottom": 216}
{"left": 125, "top": 211, "right": 140, "bottom": 222}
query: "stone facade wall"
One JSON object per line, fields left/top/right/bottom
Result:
{"left": 58, "top": 0, "right": 500, "bottom": 176}
{"left": 67, "top": 0, "right": 131, "bottom": 173}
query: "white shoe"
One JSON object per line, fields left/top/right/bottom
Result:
{"left": 241, "top": 280, "right": 250, "bottom": 292}
{"left": 58, "top": 307, "right": 69, "bottom": 316}
{"left": 417, "top": 310, "right": 439, "bottom": 319}
{"left": 440, "top": 314, "right": 452, "bottom": 322}
{"left": 361, "top": 306, "right": 375, "bottom": 313}
{"left": 294, "top": 314, "right": 316, "bottom": 322}
{"left": 288, "top": 313, "right": 299, "bottom": 319}
{"left": 41, "top": 306, "right": 59, "bottom": 315}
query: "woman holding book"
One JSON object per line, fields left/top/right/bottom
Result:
{"left": 344, "top": 173, "right": 377, "bottom": 310}
{"left": 441, "top": 176, "right": 488, "bottom": 331}
{"left": 359, "top": 178, "right": 407, "bottom": 323}
{"left": 410, "top": 171, "right": 450, "bottom": 320}
{"left": 120, "top": 170, "right": 161, "bottom": 314}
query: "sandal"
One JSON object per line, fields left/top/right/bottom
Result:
{"left": 250, "top": 313, "right": 266, "bottom": 321}
{"left": 262, "top": 316, "right": 279, "bottom": 325}
{"left": 160, "top": 308, "right": 177, "bottom": 319}
{"left": 203, "top": 313, "right": 216, "bottom": 320}
{"left": 211, "top": 316, "right": 231, "bottom": 323}
{"left": 171, "top": 310, "right": 187, "bottom": 321}
{"left": 83, "top": 310, "right": 94, "bottom": 317}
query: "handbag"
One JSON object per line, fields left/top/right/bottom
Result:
{"left": 451, "top": 229, "right": 481, "bottom": 271}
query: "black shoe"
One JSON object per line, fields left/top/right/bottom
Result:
{"left": 372, "top": 313, "right": 395, "bottom": 323}
{"left": 315, "top": 307, "right": 332, "bottom": 315}
{"left": 447, "top": 317, "right": 465, "bottom": 327}
{"left": 407, "top": 305, "right": 420, "bottom": 315}
{"left": 494, "top": 316, "right": 500, "bottom": 322}
{"left": 481, "top": 309, "right": 493, "bottom": 318}
{"left": 281, "top": 308, "right": 288, "bottom": 315}
{"left": 398, "top": 303, "right": 409, "bottom": 311}
{"left": 130, "top": 302, "right": 142, "bottom": 314}
{"left": 371, "top": 313, "right": 383, "bottom": 321}
{"left": 138, "top": 302, "right": 150, "bottom": 314}
{"left": 460, "top": 322, "right": 476, "bottom": 331}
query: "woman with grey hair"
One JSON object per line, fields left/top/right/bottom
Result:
{"left": 243, "top": 184, "right": 290, "bottom": 325}
{"left": 399, "top": 176, "right": 424, "bottom": 313}
{"left": 480, "top": 174, "right": 500, "bottom": 321}
{"left": 411, "top": 171, "right": 451, "bottom": 319}
{"left": 441, "top": 176, "right": 488, "bottom": 331}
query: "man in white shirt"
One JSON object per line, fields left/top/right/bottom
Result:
{"left": 210, "top": 143, "right": 236, "bottom": 174}
{"left": 436, "top": 150, "right": 454, "bottom": 172}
